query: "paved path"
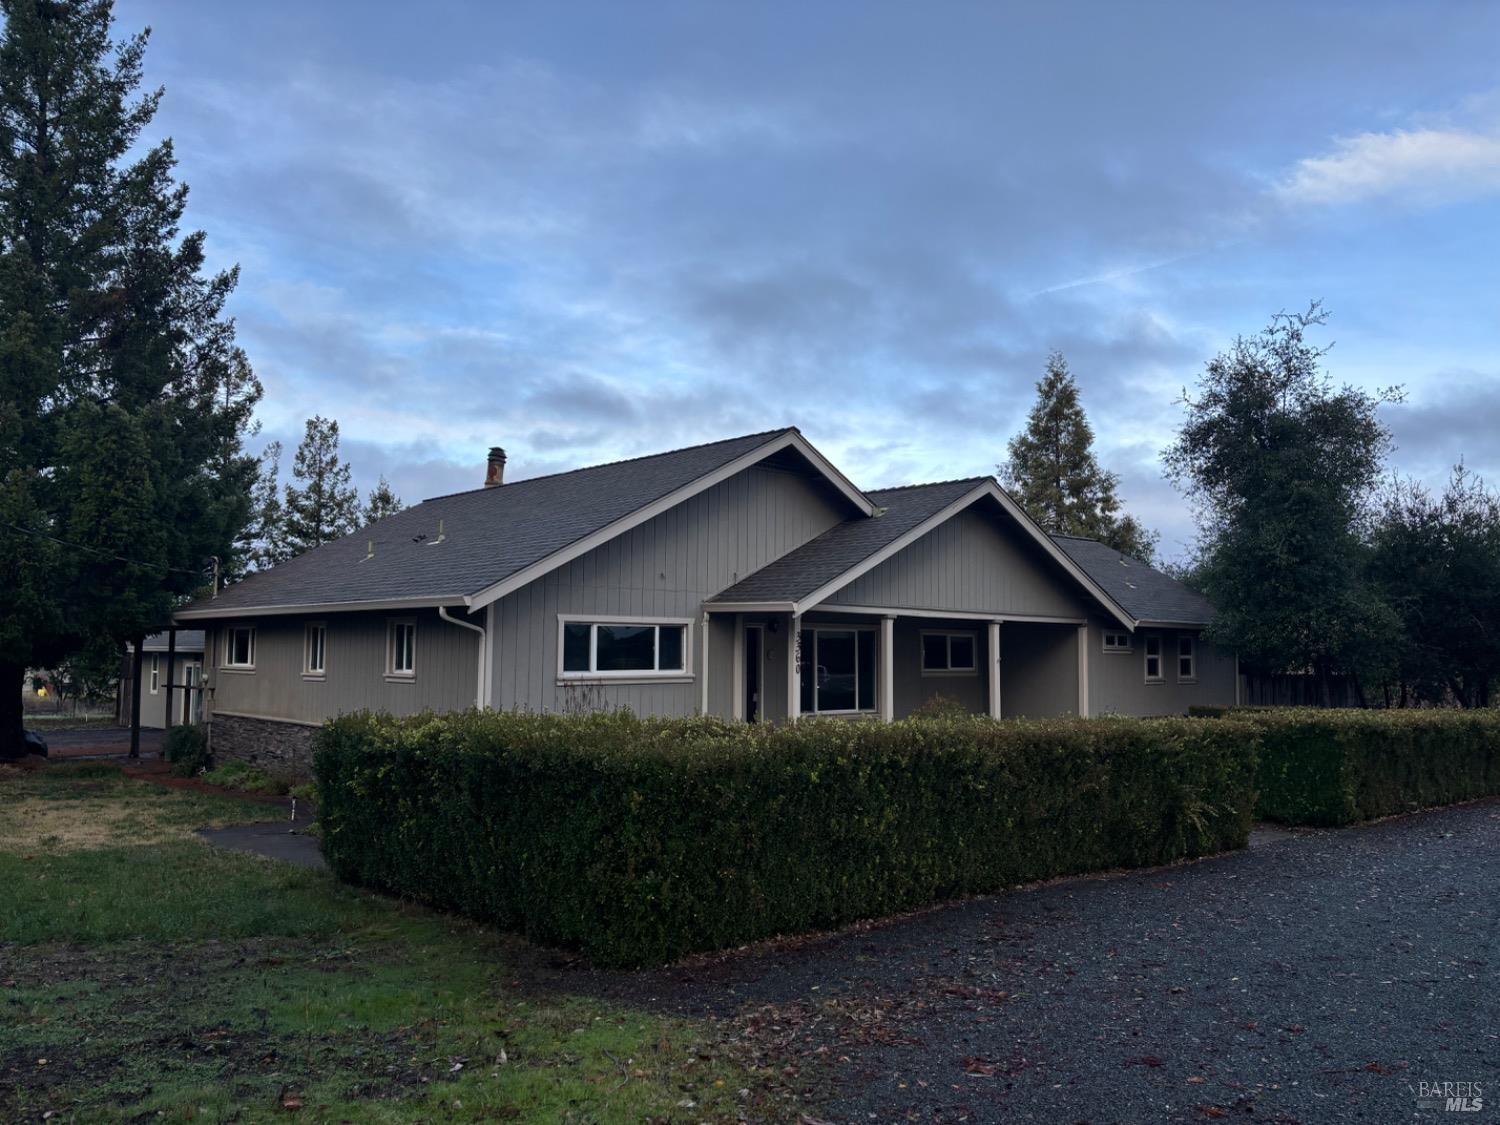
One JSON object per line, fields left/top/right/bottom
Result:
{"left": 199, "top": 821, "right": 327, "bottom": 869}
{"left": 576, "top": 800, "right": 1500, "bottom": 1123}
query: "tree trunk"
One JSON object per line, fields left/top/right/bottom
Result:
{"left": 0, "top": 660, "right": 25, "bottom": 757}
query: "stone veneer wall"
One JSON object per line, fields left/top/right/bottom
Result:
{"left": 210, "top": 713, "right": 319, "bottom": 776}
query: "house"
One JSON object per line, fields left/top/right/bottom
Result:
{"left": 117, "top": 631, "right": 207, "bottom": 728}
{"left": 173, "top": 429, "right": 1236, "bottom": 770}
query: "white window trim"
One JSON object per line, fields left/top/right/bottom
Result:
{"left": 556, "top": 614, "right": 696, "bottom": 682}
{"left": 1143, "top": 633, "right": 1164, "bottom": 684}
{"left": 386, "top": 618, "right": 416, "bottom": 680}
{"left": 303, "top": 621, "right": 327, "bottom": 679}
{"left": 148, "top": 654, "right": 160, "bottom": 694}
{"left": 919, "top": 629, "right": 978, "bottom": 676}
{"left": 223, "top": 625, "right": 256, "bottom": 672}
{"left": 1102, "top": 630, "right": 1132, "bottom": 654}
{"left": 1177, "top": 634, "right": 1197, "bottom": 683}
{"left": 799, "top": 624, "right": 878, "bottom": 715}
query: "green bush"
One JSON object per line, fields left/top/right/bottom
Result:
{"left": 199, "top": 759, "right": 292, "bottom": 795}
{"left": 164, "top": 724, "right": 210, "bottom": 777}
{"left": 315, "top": 711, "right": 1258, "bottom": 968}
{"left": 1242, "top": 708, "right": 1500, "bottom": 825}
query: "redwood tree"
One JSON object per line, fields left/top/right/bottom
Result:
{"left": 0, "top": 0, "right": 259, "bottom": 753}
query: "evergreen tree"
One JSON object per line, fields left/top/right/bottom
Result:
{"left": 0, "top": 0, "right": 260, "bottom": 754}
{"left": 1165, "top": 305, "right": 1400, "bottom": 704}
{"left": 229, "top": 440, "right": 288, "bottom": 576}
{"left": 362, "top": 475, "right": 403, "bottom": 524}
{"left": 1001, "top": 352, "right": 1159, "bottom": 561}
{"left": 282, "top": 416, "right": 359, "bottom": 554}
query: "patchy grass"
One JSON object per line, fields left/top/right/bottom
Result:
{"left": 200, "top": 758, "right": 295, "bottom": 795}
{"left": 0, "top": 764, "right": 798, "bottom": 1123}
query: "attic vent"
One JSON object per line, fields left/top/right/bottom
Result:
{"left": 1124, "top": 581, "right": 1137, "bottom": 589}
{"left": 361, "top": 539, "right": 374, "bottom": 562}
{"left": 428, "top": 519, "right": 446, "bottom": 546}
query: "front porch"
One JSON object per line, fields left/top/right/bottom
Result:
{"left": 713, "top": 609, "right": 1088, "bottom": 723}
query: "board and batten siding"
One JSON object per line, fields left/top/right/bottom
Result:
{"left": 207, "top": 608, "right": 479, "bottom": 726}
{"left": 1085, "top": 618, "right": 1236, "bottom": 716}
{"left": 490, "top": 463, "right": 850, "bottom": 715}
{"left": 825, "top": 505, "right": 1089, "bottom": 619}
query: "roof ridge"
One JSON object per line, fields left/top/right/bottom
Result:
{"left": 420, "top": 427, "right": 797, "bottom": 503}
{"left": 1049, "top": 532, "right": 1104, "bottom": 544}
{"left": 870, "top": 475, "right": 990, "bottom": 494}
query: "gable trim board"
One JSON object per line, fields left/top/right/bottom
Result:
{"left": 708, "top": 480, "right": 1137, "bottom": 629}
{"left": 464, "top": 429, "right": 875, "bottom": 612}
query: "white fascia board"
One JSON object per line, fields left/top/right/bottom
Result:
{"left": 173, "top": 596, "right": 457, "bottom": 621}
{"left": 467, "top": 430, "right": 875, "bottom": 612}
{"left": 703, "top": 601, "right": 797, "bottom": 614}
{"left": 818, "top": 604, "right": 1085, "bottom": 625}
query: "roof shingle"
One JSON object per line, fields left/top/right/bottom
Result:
{"left": 1049, "top": 535, "right": 1214, "bottom": 625}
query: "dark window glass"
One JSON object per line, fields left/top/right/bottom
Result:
{"left": 596, "top": 624, "right": 654, "bottom": 671}
{"left": 799, "top": 630, "right": 815, "bottom": 713}
{"left": 921, "top": 633, "right": 947, "bottom": 670}
{"left": 857, "top": 629, "right": 876, "bottom": 710}
{"left": 658, "top": 625, "right": 684, "bottom": 671}
{"left": 948, "top": 635, "right": 975, "bottom": 670}
{"left": 563, "top": 623, "right": 591, "bottom": 672}
{"left": 817, "top": 629, "right": 857, "bottom": 712}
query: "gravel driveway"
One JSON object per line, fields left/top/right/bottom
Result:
{"left": 579, "top": 799, "right": 1499, "bottom": 1123}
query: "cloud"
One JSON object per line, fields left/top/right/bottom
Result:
{"left": 1278, "top": 125, "right": 1500, "bottom": 207}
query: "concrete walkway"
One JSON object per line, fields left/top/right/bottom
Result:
{"left": 198, "top": 821, "right": 327, "bottom": 869}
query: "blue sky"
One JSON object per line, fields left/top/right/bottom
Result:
{"left": 118, "top": 0, "right": 1500, "bottom": 558}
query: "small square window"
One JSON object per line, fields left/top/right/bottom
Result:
{"left": 225, "top": 626, "right": 255, "bottom": 669}
{"left": 1102, "top": 631, "right": 1132, "bottom": 653}
{"left": 921, "top": 631, "right": 977, "bottom": 674}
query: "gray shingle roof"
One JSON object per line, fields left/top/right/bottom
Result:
{"left": 707, "top": 478, "right": 987, "bottom": 604}
{"left": 1049, "top": 535, "right": 1215, "bottom": 625}
{"left": 183, "top": 429, "right": 799, "bottom": 615}
{"left": 137, "top": 630, "right": 205, "bottom": 652}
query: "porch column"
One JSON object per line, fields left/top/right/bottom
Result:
{"left": 879, "top": 614, "right": 895, "bottom": 722}
{"left": 128, "top": 633, "right": 144, "bottom": 760}
{"left": 1076, "top": 623, "right": 1091, "bottom": 717}
{"left": 987, "top": 620, "right": 1002, "bottom": 719}
{"left": 164, "top": 627, "right": 177, "bottom": 732}
{"left": 787, "top": 613, "right": 802, "bottom": 721}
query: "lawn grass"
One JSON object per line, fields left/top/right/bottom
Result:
{"left": 0, "top": 763, "right": 793, "bottom": 1123}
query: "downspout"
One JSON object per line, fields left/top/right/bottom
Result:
{"left": 438, "top": 606, "right": 487, "bottom": 710}
{"left": 700, "top": 610, "right": 710, "bottom": 715}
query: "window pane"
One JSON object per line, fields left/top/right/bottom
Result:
{"left": 921, "top": 633, "right": 948, "bottom": 670}
{"left": 949, "top": 635, "right": 975, "bottom": 669}
{"left": 596, "top": 625, "right": 655, "bottom": 671}
{"left": 1179, "top": 657, "right": 1193, "bottom": 677}
{"left": 1145, "top": 635, "right": 1160, "bottom": 656}
{"left": 563, "top": 623, "right": 591, "bottom": 672}
{"left": 658, "top": 625, "right": 684, "bottom": 671}
{"left": 857, "top": 629, "right": 876, "bottom": 710}
{"left": 817, "top": 630, "right": 857, "bottom": 712}
{"left": 799, "top": 630, "right": 815, "bottom": 713}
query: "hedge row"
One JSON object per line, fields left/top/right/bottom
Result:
{"left": 315, "top": 712, "right": 1257, "bottom": 968}
{"left": 1232, "top": 708, "right": 1500, "bottom": 826}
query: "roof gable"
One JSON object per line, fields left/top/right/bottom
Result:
{"left": 177, "top": 429, "right": 872, "bottom": 619}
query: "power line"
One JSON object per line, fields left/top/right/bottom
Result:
{"left": 2, "top": 521, "right": 212, "bottom": 577}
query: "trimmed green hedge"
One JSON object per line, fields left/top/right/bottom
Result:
{"left": 1237, "top": 709, "right": 1500, "bottom": 826}
{"left": 314, "top": 711, "right": 1257, "bottom": 968}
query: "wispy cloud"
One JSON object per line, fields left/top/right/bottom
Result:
{"left": 1278, "top": 124, "right": 1500, "bottom": 207}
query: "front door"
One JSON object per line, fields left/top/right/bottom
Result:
{"left": 743, "top": 626, "right": 763, "bottom": 722}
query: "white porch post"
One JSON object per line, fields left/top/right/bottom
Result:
{"left": 987, "top": 620, "right": 1002, "bottom": 719}
{"left": 700, "top": 611, "right": 710, "bottom": 715}
{"left": 879, "top": 614, "right": 895, "bottom": 722}
{"left": 1076, "top": 623, "right": 1091, "bottom": 717}
{"left": 787, "top": 613, "right": 802, "bottom": 721}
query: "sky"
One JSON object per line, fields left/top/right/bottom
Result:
{"left": 116, "top": 0, "right": 1500, "bottom": 560}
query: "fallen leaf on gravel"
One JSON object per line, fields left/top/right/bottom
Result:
{"left": 1129, "top": 1055, "right": 1166, "bottom": 1068}
{"left": 1187, "top": 1076, "right": 1207, "bottom": 1084}
{"left": 1197, "top": 1106, "right": 1228, "bottom": 1118}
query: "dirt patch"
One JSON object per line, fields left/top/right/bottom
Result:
{"left": 120, "top": 760, "right": 295, "bottom": 809}
{"left": 0, "top": 797, "right": 212, "bottom": 853}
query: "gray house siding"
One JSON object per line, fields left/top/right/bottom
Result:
{"left": 825, "top": 506, "right": 1088, "bottom": 620}
{"left": 1085, "top": 618, "right": 1237, "bottom": 717}
{"left": 892, "top": 616, "right": 991, "bottom": 717}
{"left": 489, "top": 463, "right": 850, "bottom": 715}
{"left": 1000, "top": 623, "right": 1081, "bottom": 717}
{"left": 207, "top": 608, "right": 480, "bottom": 726}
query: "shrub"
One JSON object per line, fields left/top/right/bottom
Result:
{"left": 200, "top": 760, "right": 292, "bottom": 795}
{"left": 909, "top": 692, "right": 972, "bottom": 720}
{"left": 164, "top": 724, "right": 210, "bottom": 777}
{"left": 315, "top": 711, "right": 1258, "bottom": 968}
{"left": 1241, "top": 708, "right": 1500, "bottom": 825}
